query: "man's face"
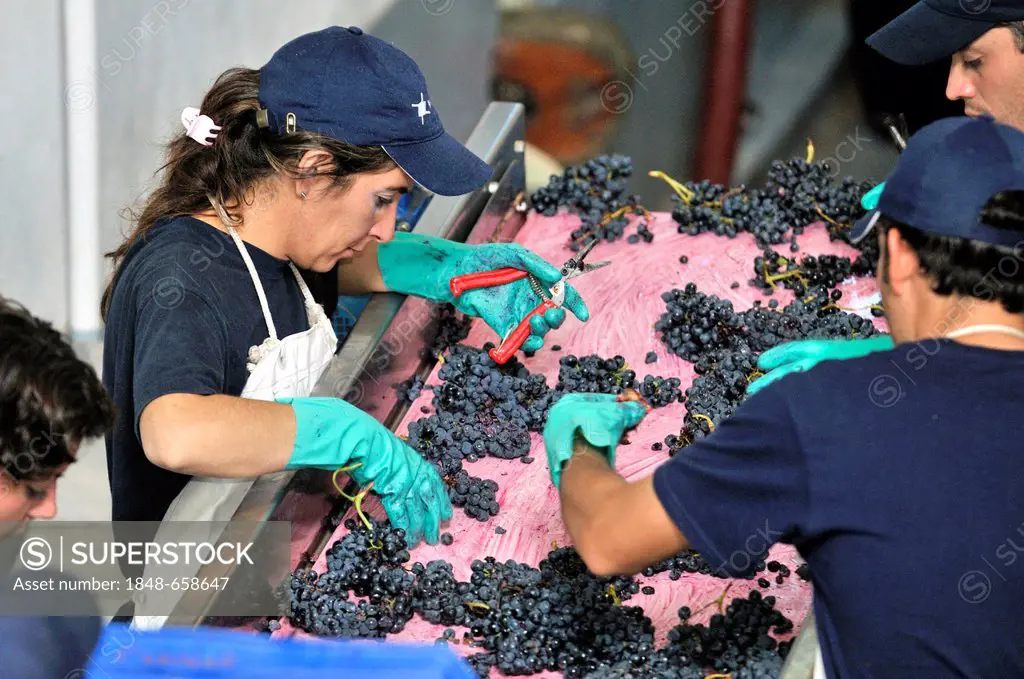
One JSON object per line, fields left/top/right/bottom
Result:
{"left": 947, "top": 27, "right": 1024, "bottom": 131}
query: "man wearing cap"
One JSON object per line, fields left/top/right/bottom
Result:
{"left": 101, "top": 25, "right": 589, "bottom": 622}
{"left": 752, "top": 1, "right": 1024, "bottom": 390}
{"left": 867, "top": 0, "right": 1024, "bottom": 128}
{"left": 542, "top": 116, "right": 1024, "bottom": 677}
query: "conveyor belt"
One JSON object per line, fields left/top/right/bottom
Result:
{"left": 270, "top": 210, "right": 885, "bottom": 675}
{"left": 169, "top": 101, "right": 888, "bottom": 678}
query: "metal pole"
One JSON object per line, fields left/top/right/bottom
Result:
{"left": 62, "top": 0, "right": 102, "bottom": 340}
{"left": 693, "top": 0, "right": 753, "bottom": 184}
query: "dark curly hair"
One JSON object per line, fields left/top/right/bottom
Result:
{"left": 880, "top": 190, "right": 1024, "bottom": 313}
{"left": 0, "top": 297, "right": 115, "bottom": 481}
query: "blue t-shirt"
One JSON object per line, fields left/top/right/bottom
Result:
{"left": 654, "top": 339, "right": 1024, "bottom": 678}
{"left": 0, "top": 616, "right": 99, "bottom": 677}
{"left": 102, "top": 216, "right": 337, "bottom": 526}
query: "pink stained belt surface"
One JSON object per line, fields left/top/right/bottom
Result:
{"left": 274, "top": 212, "right": 887, "bottom": 675}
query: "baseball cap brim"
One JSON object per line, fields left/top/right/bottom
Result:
{"left": 866, "top": 2, "right": 993, "bottom": 65}
{"left": 383, "top": 132, "right": 493, "bottom": 197}
{"left": 849, "top": 209, "right": 882, "bottom": 245}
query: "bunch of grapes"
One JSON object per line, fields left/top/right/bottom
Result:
{"left": 666, "top": 153, "right": 878, "bottom": 274}
{"left": 656, "top": 286, "right": 881, "bottom": 452}
{"left": 530, "top": 154, "right": 652, "bottom": 250}
{"left": 288, "top": 514, "right": 796, "bottom": 679}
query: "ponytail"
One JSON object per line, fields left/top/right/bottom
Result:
{"left": 101, "top": 67, "right": 392, "bottom": 320}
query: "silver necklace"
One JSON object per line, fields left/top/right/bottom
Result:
{"left": 944, "top": 324, "right": 1024, "bottom": 341}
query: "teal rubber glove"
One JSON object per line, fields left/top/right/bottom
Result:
{"left": 542, "top": 393, "right": 648, "bottom": 488}
{"left": 377, "top": 232, "right": 589, "bottom": 353}
{"left": 747, "top": 336, "right": 895, "bottom": 397}
{"left": 862, "top": 182, "right": 884, "bottom": 210}
{"left": 280, "top": 397, "right": 453, "bottom": 546}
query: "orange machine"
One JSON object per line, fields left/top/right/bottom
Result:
{"left": 492, "top": 7, "right": 634, "bottom": 166}
{"left": 493, "top": 3, "right": 753, "bottom": 184}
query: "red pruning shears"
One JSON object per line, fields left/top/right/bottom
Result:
{"left": 448, "top": 239, "right": 610, "bottom": 364}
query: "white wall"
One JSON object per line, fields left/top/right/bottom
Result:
{"left": 1, "top": 0, "right": 496, "bottom": 332}
{"left": 0, "top": 1, "right": 69, "bottom": 326}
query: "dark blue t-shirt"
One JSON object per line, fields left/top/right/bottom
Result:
{"left": 654, "top": 339, "right": 1024, "bottom": 678}
{"left": 102, "top": 216, "right": 337, "bottom": 526}
{"left": 0, "top": 616, "right": 99, "bottom": 676}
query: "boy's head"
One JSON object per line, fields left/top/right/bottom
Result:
{"left": 850, "top": 116, "right": 1024, "bottom": 342}
{"left": 0, "top": 298, "right": 114, "bottom": 532}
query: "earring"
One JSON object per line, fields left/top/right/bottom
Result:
{"left": 300, "top": 191, "right": 308, "bottom": 200}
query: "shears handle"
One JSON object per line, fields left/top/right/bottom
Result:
{"left": 489, "top": 299, "right": 559, "bottom": 365}
{"left": 449, "top": 268, "right": 529, "bottom": 297}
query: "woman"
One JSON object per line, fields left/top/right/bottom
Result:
{"left": 102, "top": 26, "right": 589, "bottom": 624}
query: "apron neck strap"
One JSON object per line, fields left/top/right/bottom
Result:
{"left": 226, "top": 226, "right": 328, "bottom": 336}
{"left": 227, "top": 226, "right": 278, "bottom": 341}
{"left": 286, "top": 262, "right": 320, "bottom": 312}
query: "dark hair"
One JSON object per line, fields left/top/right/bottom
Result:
{"left": 879, "top": 190, "right": 1024, "bottom": 312}
{"left": 1004, "top": 21, "right": 1024, "bottom": 52}
{"left": 0, "top": 297, "right": 115, "bottom": 481}
{"left": 101, "top": 67, "right": 394, "bottom": 320}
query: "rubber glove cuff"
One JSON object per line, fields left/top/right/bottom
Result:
{"left": 280, "top": 396, "right": 453, "bottom": 546}
{"left": 757, "top": 335, "right": 894, "bottom": 372}
{"left": 377, "top": 232, "right": 464, "bottom": 304}
{"left": 747, "top": 335, "right": 894, "bottom": 398}
{"left": 281, "top": 396, "right": 375, "bottom": 471}
{"left": 543, "top": 394, "right": 648, "bottom": 488}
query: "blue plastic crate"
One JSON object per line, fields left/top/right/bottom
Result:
{"left": 332, "top": 294, "right": 372, "bottom": 340}
{"left": 396, "top": 188, "right": 432, "bottom": 228}
{"left": 86, "top": 624, "right": 476, "bottom": 679}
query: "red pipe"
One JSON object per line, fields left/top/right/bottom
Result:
{"left": 693, "top": 0, "right": 753, "bottom": 184}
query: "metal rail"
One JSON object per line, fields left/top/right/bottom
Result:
{"left": 171, "top": 102, "right": 528, "bottom": 627}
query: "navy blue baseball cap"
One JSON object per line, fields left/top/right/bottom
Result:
{"left": 851, "top": 116, "right": 1024, "bottom": 247}
{"left": 866, "top": 0, "right": 1024, "bottom": 65}
{"left": 257, "top": 26, "right": 492, "bottom": 196}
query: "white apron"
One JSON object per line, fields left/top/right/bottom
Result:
{"left": 131, "top": 227, "right": 337, "bottom": 630}
{"left": 814, "top": 647, "right": 827, "bottom": 679}
{"left": 779, "top": 605, "right": 825, "bottom": 679}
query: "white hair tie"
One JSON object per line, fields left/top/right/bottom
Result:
{"left": 181, "top": 106, "right": 221, "bottom": 146}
